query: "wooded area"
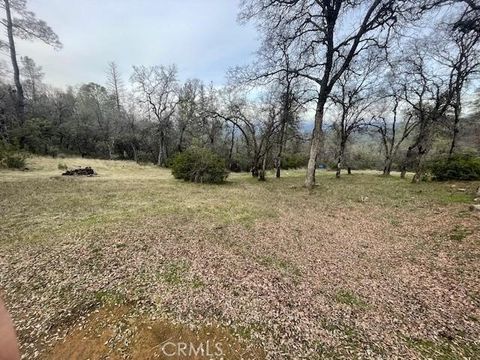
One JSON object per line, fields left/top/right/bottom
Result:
{"left": 0, "top": 0, "right": 479, "bottom": 186}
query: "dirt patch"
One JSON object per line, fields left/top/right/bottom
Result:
{"left": 45, "top": 306, "right": 265, "bottom": 360}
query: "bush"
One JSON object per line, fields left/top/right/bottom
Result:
{"left": 428, "top": 154, "right": 480, "bottom": 181}
{"left": 5, "top": 153, "right": 26, "bottom": 169}
{"left": 58, "top": 162, "right": 68, "bottom": 170}
{"left": 229, "top": 161, "right": 242, "bottom": 172}
{"left": 171, "top": 147, "right": 229, "bottom": 184}
{"left": 282, "top": 154, "right": 309, "bottom": 169}
{"left": 136, "top": 151, "right": 156, "bottom": 164}
{"left": 0, "top": 143, "right": 26, "bottom": 169}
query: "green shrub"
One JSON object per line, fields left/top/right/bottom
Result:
{"left": 0, "top": 143, "right": 26, "bottom": 169}
{"left": 171, "top": 147, "right": 229, "bottom": 184}
{"left": 428, "top": 154, "right": 480, "bottom": 181}
{"left": 282, "top": 154, "right": 309, "bottom": 169}
{"left": 326, "top": 161, "right": 339, "bottom": 171}
{"left": 58, "top": 162, "right": 68, "bottom": 170}
{"left": 136, "top": 151, "right": 156, "bottom": 164}
{"left": 5, "top": 153, "right": 26, "bottom": 169}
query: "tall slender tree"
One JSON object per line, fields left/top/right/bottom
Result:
{"left": 0, "top": 0, "right": 61, "bottom": 124}
{"left": 20, "top": 56, "right": 43, "bottom": 104}
{"left": 106, "top": 61, "right": 124, "bottom": 113}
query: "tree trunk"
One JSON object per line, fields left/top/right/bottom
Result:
{"left": 131, "top": 143, "right": 137, "bottom": 162}
{"left": 448, "top": 124, "right": 459, "bottom": 158}
{"left": 177, "top": 126, "right": 186, "bottom": 152}
{"left": 448, "top": 82, "right": 463, "bottom": 158}
{"left": 383, "top": 156, "right": 393, "bottom": 176}
{"left": 448, "top": 99, "right": 461, "bottom": 158}
{"left": 411, "top": 146, "right": 428, "bottom": 183}
{"left": 4, "top": 0, "right": 25, "bottom": 125}
{"left": 228, "top": 125, "right": 235, "bottom": 162}
{"left": 275, "top": 158, "right": 281, "bottom": 178}
{"left": 107, "top": 138, "right": 114, "bottom": 160}
{"left": 157, "top": 129, "right": 167, "bottom": 166}
{"left": 274, "top": 156, "right": 282, "bottom": 178}
{"left": 251, "top": 150, "right": 261, "bottom": 177}
{"left": 258, "top": 156, "right": 267, "bottom": 181}
{"left": 335, "top": 156, "right": 342, "bottom": 178}
{"left": 402, "top": 116, "right": 432, "bottom": 181}
{"left": 336, "top": 141, "right": 346, "bottom": 179}
{"left": 275, "top": 112, "right": 288, "bottom": 179}
{"left": 400, "top": 145, "right": 415, "bottom": 179}
{"left": 410, "top": 119, "right": 433, "bottom": 183}
{"left": 305, "top": 97, "right": 326, "bottom": 189}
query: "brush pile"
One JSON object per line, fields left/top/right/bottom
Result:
{"left": 62, "top": 167, "right": 96, "bottom": 176}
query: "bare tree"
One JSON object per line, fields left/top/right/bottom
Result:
{"left": 418, "top": 1, "right": 480, "bottom": 158}
{"left": 229, "top": 39, "right": 307, "bottom": 178}
{"left": 397, "top": 3, "right": 480, "bottom": 182}
{"left": 364, "top": 62, "right": 418, "bottom": 175}
{"left": 330, "top": 53, "right": 381, "bottom": 178}
{"left": 0, "top": 0, "right": 61, "bottom": 123}
{"left": 274, "top": 78, "right": 297, "bottom": 178}
{"left": 213, "top": 89, "right": 281, "bottom": 179}
{"left": 257, "top": 91, "right": 283, "bottom": 181}
{"left": 123, "top": 96, "right": 140, "bottom": 162}
{"left": 176, "top": 79, "right": 201, "bottom": 152}
{"left": 131, "top": 65, "right": 178, "bottom": 166}
{"left": 240, "top": 0, "right": 415, "bottom": 188}
{"left": 192, "top": 82, "right": 223, "bottom": 149}
{"left": 442, "top": 20, "right": 480, "bottom": 156}
{"left": 422, "top": 0, "right": 480, "bottom": 33}
{"left": 370, "top": 96, "right": 416, "bottom": 175}
{"left": 106, "top": 61, "right": 124, "bottom": 113}
{"left": 399, "top": 41, "right": 454, "bottom": 182}
{"left": 76, "top": 83, "right": 116, "bottom": 159}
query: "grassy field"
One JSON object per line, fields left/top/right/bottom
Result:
{"left": 1, "top": 156, "right": 479, "bottom": 359}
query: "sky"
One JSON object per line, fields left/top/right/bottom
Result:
{"left": 10, "top": 0, "right": 259, "bottom": 89}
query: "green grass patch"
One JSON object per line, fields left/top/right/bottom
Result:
{"left": 94, "top": 290, "right": 126, "bottom": 305}
{"left": 159, "top": 261, "right": 190, "bottom": 285}
{"left": 449, "top": 225, "right": 473, "bottom": 242}
{"left": 406, "top": 337, "right": 480, "bottom": 359}
{"left": 1, "top": 157, "right": 479, "bottom": 247}
{"left": 257, "top": 255, "right": 301, "bottom": 277}
{"left": 436, "top": 192, "right": 472, "bottom": 204}
{"left": 335, "top": 290, "right": 368, "bottom": 308}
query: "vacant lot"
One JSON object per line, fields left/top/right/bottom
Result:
{"left": 1, "top": 157, "right": 479, "bottom": 359}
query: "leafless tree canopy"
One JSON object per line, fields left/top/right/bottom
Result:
{"left": 0, "top": 0, "right": 479, "bottom": 183}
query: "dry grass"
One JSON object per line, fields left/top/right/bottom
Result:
{"left": 1, "top": 156, "right": 479, "bottom": 359}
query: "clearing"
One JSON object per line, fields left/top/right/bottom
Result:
{"left": 1, "top": 157, "right": 479, "bottom": 359}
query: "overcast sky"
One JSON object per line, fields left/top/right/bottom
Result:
{"left": 10, "top": 0, "right": 259, "bottom": 89}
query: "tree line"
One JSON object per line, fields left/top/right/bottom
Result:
{"left": 239, "top": 0, "right": 480, "bottom": 185}
{"left": 0, "top": 0, "right": 479, "bottom": 184}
